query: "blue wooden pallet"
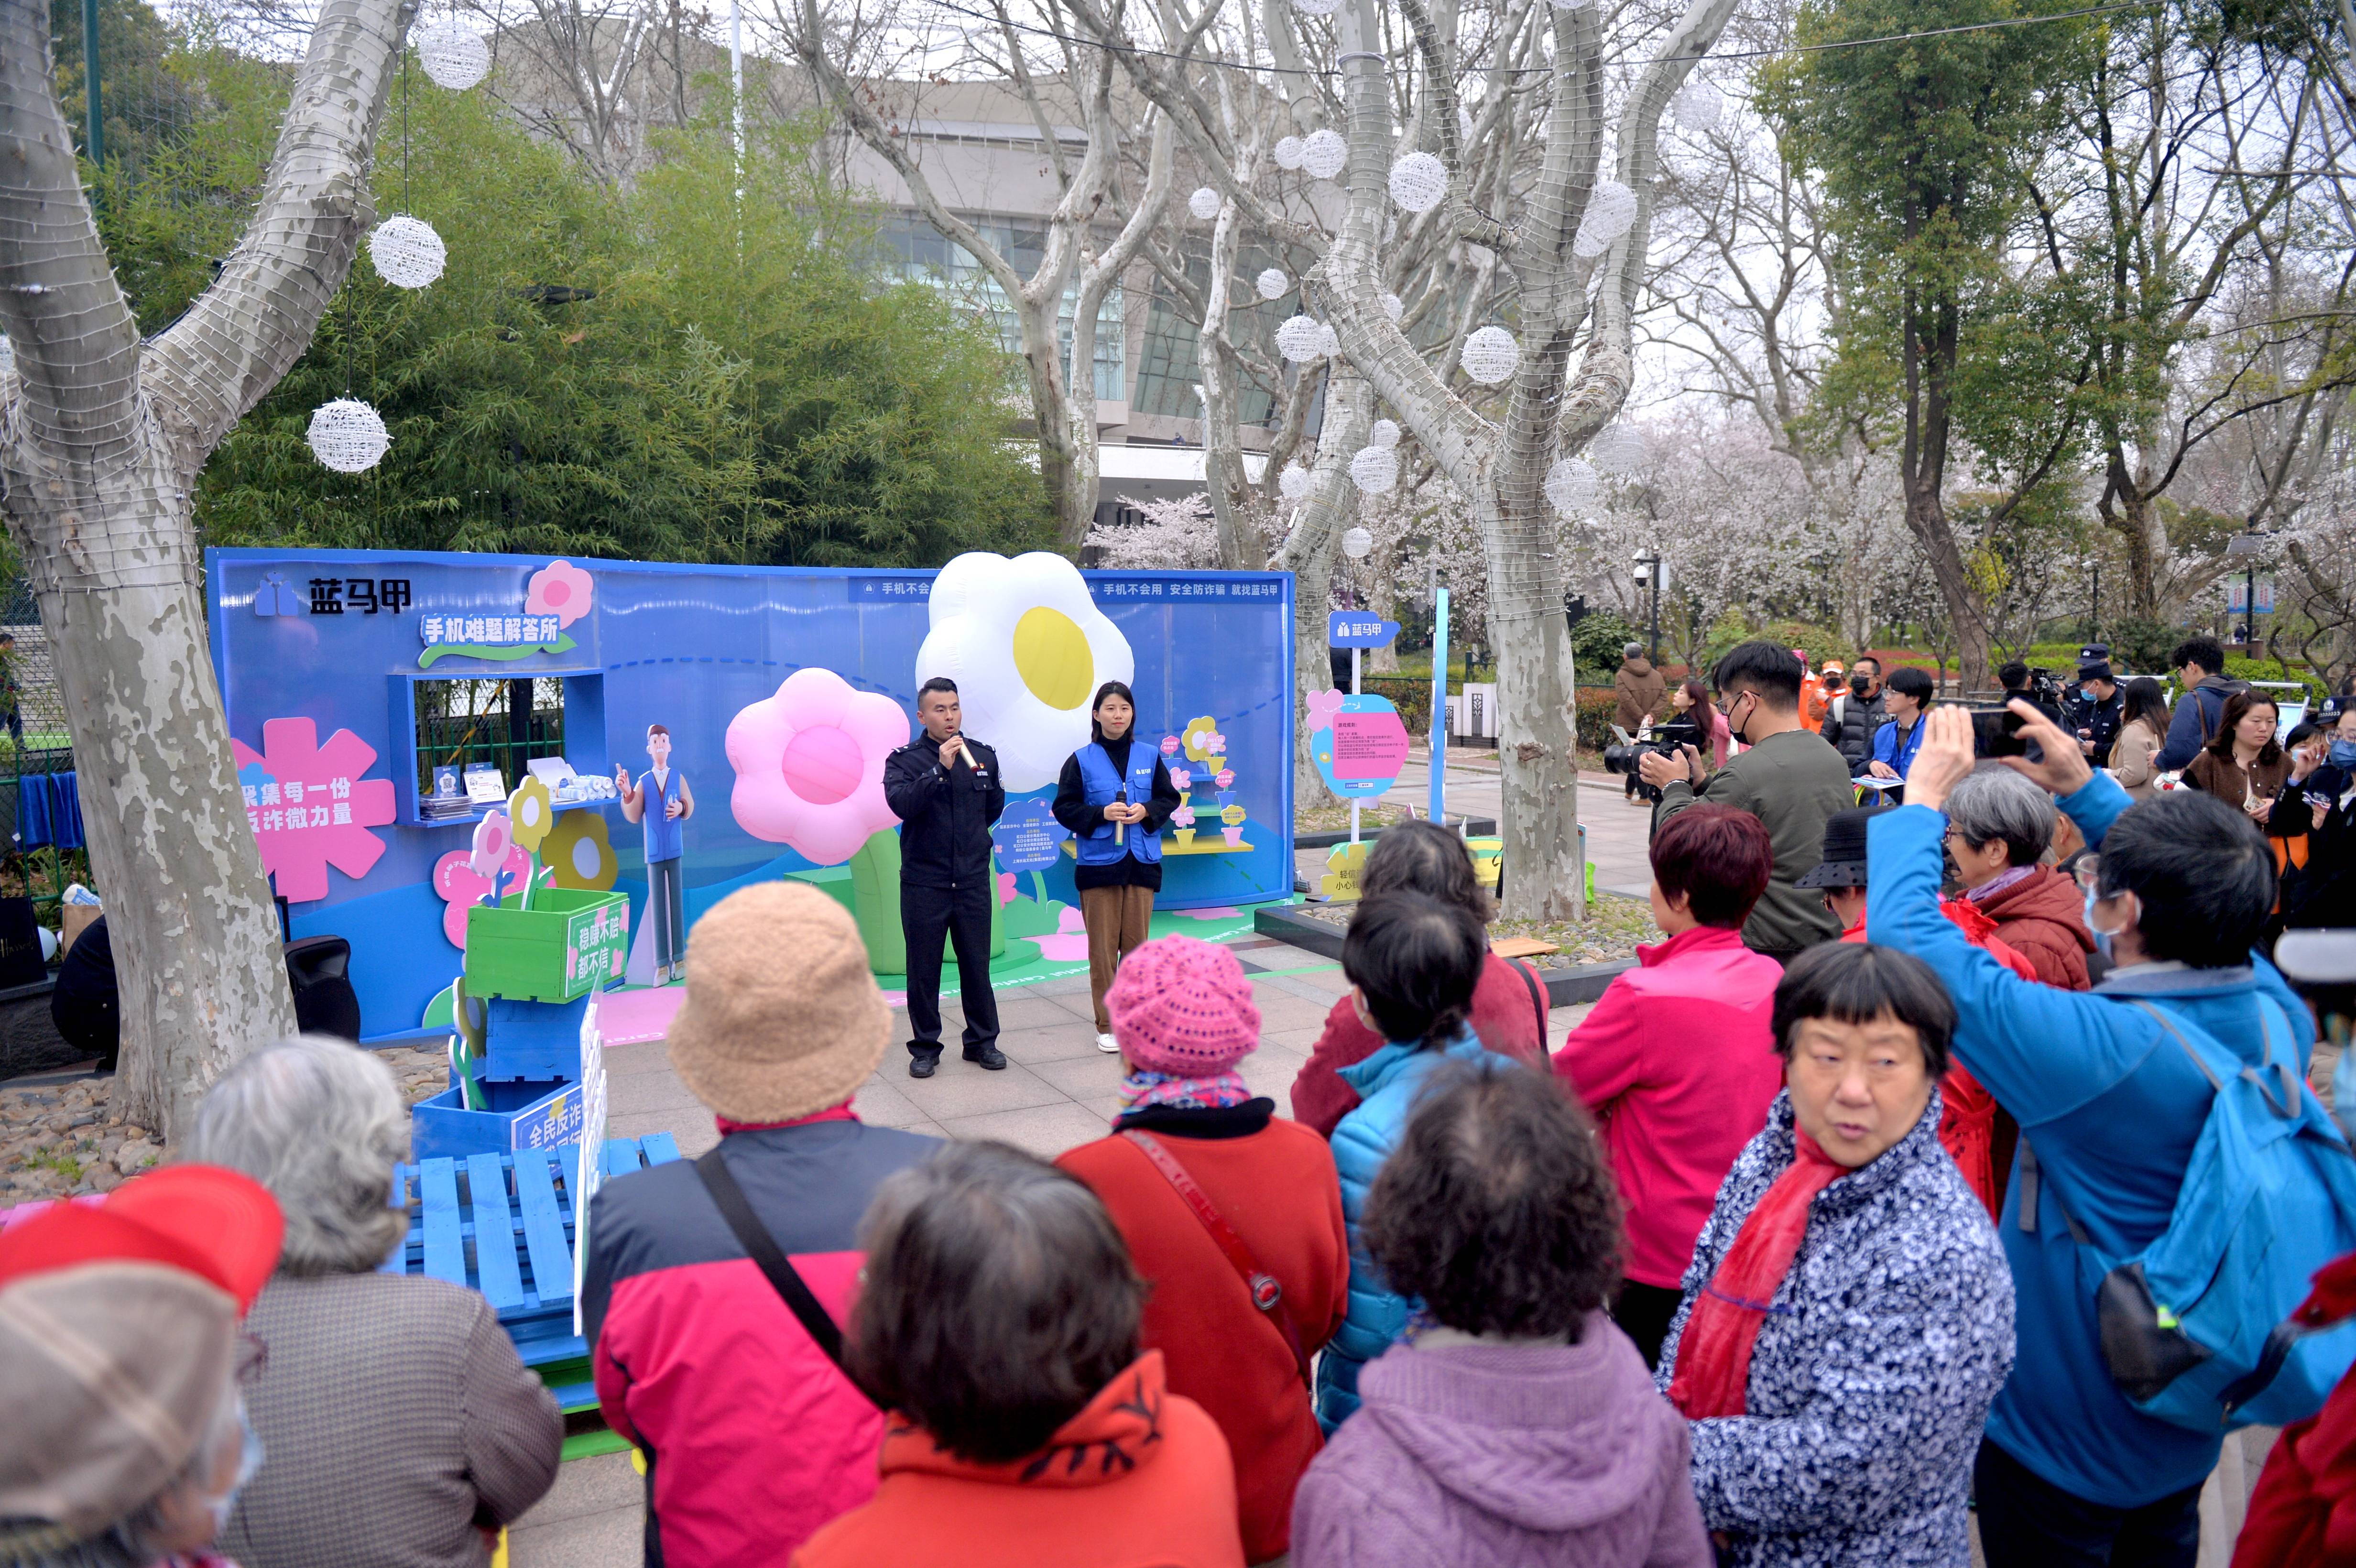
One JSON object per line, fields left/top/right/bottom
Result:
{"left": 388, "top": 1134, "right": 682, "bottom": 1410}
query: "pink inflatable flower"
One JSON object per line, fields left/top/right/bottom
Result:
{"left": 433, "top": 843, "right": 529, "bottom": 948}
{"left": 524, "top": 560, "right": 594, "bottom": 628}
{"left": 726, "top": 667, "right": 909, "bottom": 865}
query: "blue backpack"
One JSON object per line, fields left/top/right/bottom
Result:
{"left": 2025, "top": 994, "right": 2356, "bottom": 1433}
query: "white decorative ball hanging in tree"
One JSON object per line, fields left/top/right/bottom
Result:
{"left": 1274, "top": 135, "right": 1306, "bottom": 171}
{"left": 1255, "top": 268, "right": 1289, "bottom": 301}
{"left": 1388, "top": 151, "right": 1448, "bottom": 214}
{"left": 308, "top": 399, "right": 391, "bottom": 474}
{"left": 1317, "top": 323, "right": 1342, "bottom": 360}
{"left": 1342, "top": 525, "right": 1375, "bottom": 558}
{"left": 1302, "top": 128, "right": 1348, "bottom": 181}
{"left": 414, "top": 21, "right": 490, "bottom": 90}
{"left": 1588, "top": 422, "right": 1648, "bottom": 475}
{"left": 1187, "top": 185, "right": 1222, "bottom": 220}
{"left": 1460, "top": 326, "right": 1518, "bottom": 385}
{"left": 1278, "top": 463, "right": 1313, "bottom": 501}
{"left": 1544, "top": 457, "right": 1599, "bottom": 515}
{"left": 1370, "top": 418, "right": 1401, "bottom": 449}
{"left": 1348, "top": 446, "right": 1398, "bottom": 495}
{"left": 368, "top": 215, "right": 446, "bottom": 290}
{"left": 1672, "top": 80, "right": 1723, "bottom": 132}
{"left": 1275, "top": 315, "right": 1326, "bottom": 363}
{"left": 1573, "top": 179, "right": 1639, "bottom": 258}
{"left": 1381, "top": 293, "right": 1405, "bottom": 323}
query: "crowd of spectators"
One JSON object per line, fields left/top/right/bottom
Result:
{"left": 9, "top": 640, "right": 2356, "bottom": 1568}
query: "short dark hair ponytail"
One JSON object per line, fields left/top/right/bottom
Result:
{"left": 1342, "top": 892, "right": 1487, "bottom": 1050}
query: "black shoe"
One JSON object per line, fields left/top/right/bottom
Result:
{"left": 963, "top": 1047, "right": 1008, "bottom": 1070}
{"left": 909, "top": 1055, "right": 938, "bottom": 1079}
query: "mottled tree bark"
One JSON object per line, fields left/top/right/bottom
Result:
{"left": 0, "top": 0, "right": 420, "bottom": 1132}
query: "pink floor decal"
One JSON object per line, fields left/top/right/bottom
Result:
{"left": 596, "top": 985, "right": 687, "bottom": 1046}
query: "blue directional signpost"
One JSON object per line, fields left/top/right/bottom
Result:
{"left": 1326, "top": 610, "right": 1403, "bottom": 846}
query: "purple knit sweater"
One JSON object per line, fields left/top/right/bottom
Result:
{"left": 1290, "top": 1317, "right": 1712, "bottom": 1568}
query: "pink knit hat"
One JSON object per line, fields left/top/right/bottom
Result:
{"left": 1105, "top": 936, "right": 1262, "bottom": 1076}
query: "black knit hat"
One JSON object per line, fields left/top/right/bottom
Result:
{"left": 1796, "top": 805, "right": 1896, "bottom": 890}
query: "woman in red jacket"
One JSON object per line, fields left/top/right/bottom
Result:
{"left": 796, "top": 1143, "right": 1245, "bottom": 1568}
{"left": 1290, "top": 820, "right": 1549, "bottom": 1135}
{"left": 1942, "top": 766, "right": 2096, "bottom": 990}
{"left": 1550, "top": 804, "right": 1786, "bottom": 1369}
{"left": 1058, "top": 936, "right": 1349, "bottom": 1564}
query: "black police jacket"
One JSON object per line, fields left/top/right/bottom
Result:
{"left": 884, "top": 734, "right": 1006, "bottom": 887}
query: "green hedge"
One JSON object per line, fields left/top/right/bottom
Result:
{"left": 1363, "top": 675, "right": 1431, "bottom": 735}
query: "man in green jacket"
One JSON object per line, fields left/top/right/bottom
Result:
{"left": 1639, "top": 640, "right": 1855, "bottom": 962}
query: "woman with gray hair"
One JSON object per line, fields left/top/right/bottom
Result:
{"left": 183, "top": 1037, "right": 561, "bottom": 1568}
{"left": 1942, "top": 767, "right": 2095, "bottom": 991}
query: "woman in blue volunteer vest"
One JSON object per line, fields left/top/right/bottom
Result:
{"left": 1054, "top": 681, "right": 1182, "bottom": 1056}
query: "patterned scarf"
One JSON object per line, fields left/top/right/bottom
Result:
{"left": 1116, "top": 1068, "right": 1253, "bottom": 1118}
{"left": 1667, "top": 1127, "right": 1847, "bottom": 1420}
{"left": 1963, "top": 865, "right": 2036, "bottom": 904}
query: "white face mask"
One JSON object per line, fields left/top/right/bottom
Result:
{"left": 206, "top": 1405, "right": 266, "bottom": 1537}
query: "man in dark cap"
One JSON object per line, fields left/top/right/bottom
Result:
{"left": 2069, "top": 662, "right": 2122, "bottom": 761}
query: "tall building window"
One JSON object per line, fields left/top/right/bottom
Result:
{"left": 877, "top": 213, "right": 1126, "bottom": 402}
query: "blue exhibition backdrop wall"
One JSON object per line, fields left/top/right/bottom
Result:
{"left": 207, "top": 548, "right": 1295, "bottom": 1042}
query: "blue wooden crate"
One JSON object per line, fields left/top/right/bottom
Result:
{"left": 388, "top": 1134, "right": 682, "bottom": 1411}
{"left": 480, "top": 994, "right": 592, "bottom": 1083}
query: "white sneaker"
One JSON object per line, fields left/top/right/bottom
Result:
{"left": 1096, "top": 1033, "right": 1121, "bottom": 1054}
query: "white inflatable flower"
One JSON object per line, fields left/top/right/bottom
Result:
{"left": 916, "top": 553, "right": 1135, "bottom": 793}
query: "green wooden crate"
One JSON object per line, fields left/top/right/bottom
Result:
{"left": 464, "top": 889, "right": 630, "bottom": 1002}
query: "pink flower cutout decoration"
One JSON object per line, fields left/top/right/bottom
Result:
{"left": 432, "top": 844, "right": 529, "bottom": 948}
{"left": 1306, "top": 688, "right": 1346, "bottom": 732}
{"left": 1169, "top": 767, "right": 1192, "bottom": 790}
{"left": 524, "top": 560, "right": 594, "bottom": 628}
{"left": 726, "top": 667, "right": 909, "bottom": 865}
{"left": 1029, "top": 905, "right": 1092, "bottom": 961}
{"left": 998, "top": 871, "right": 1018, "bottom": 907}
{"left": 230, "top": 718, "right": 398, "bottom": 903}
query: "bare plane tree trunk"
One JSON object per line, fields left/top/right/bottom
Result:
{"left": 0, "top": 0, "right": 419, "bottom": 1132}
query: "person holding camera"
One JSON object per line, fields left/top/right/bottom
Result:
{"left": 1856, "top": 666, "right": 1935, "bottom": 795}
{"left": 1669, "top": 677, "right": 1731, "bottom": 768}
{"left": 1639, "top": 642, "right": 1856, "bottom": 963}
{"left": 1819, "top": 655, "right": 1887, "bottom": 772}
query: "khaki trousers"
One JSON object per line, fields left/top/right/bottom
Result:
{"left": 1081, "top": 883, "right": 1156, "bottom": 1033}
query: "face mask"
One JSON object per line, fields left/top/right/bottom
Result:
{"left": 206, "top": 1407, "right": 266, "bottom": 1537}
{"left": 2083, "top": 886, "right": 2124, "bottom": 961}
{"left": 2331, "top": 739, "right": 2356, "bottom": 769}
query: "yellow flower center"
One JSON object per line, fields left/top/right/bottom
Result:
{"left": 1013, "top": 606, "right": 1092, "bottom": 710}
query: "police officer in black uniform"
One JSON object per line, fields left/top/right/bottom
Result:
{"left": 884, "top": 677, "right": 1007, "bottom": 1078}
{"left": 2069, "top": 661, "right": 2124, "bottom": 762}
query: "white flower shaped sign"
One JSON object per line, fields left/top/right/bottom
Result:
{"left": 916, "top": 553, "right": 1134, "bottom": 793}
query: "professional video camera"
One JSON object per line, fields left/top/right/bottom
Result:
{"left": 1604, "top": 716, "right": 1704, "bottom": 803}
{"left": 2020, "top": 666, "right": 2067, "bottom": 708}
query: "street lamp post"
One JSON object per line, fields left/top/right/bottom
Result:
{"left": 1634, "top": 554, "right": 1662, "bottom": 666}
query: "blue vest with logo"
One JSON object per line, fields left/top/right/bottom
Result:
{"left": 639, "top": 767, "right": 685, "bottom": 862}
{"left": 1075, "top": 740, "right": 1161, "bottom": 867}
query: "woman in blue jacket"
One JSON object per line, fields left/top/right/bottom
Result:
{"left": 1317, "top": 891, "right": 1516, "bottom": 1431}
